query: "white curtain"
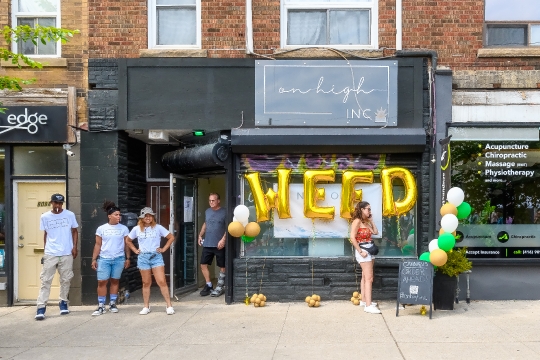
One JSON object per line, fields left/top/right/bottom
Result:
{"left": 288, "top": 11, "right": 326, "bottom": 45}
{"left": 329, "top": 10, "right": 369, "bottom": 45}
{"left": 18, "top": 0, "right": 57, "bottom": 12}
{"left": 157, "top": 8, "right": 196, "bottom": 45}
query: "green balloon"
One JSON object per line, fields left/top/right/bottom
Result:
{"left": 419, "top": 252, "right": 431, "bottom": 262}
{"left": 438, "top": 232, "right": 456, "bottom": 251}
{"left": 456, "top": 202, "right": 472, "bottom": 220}
{"left": 409, "top": 228, "right": 415, "bottom": 235}
{"left": 241, "top": 235, "right": 255, "bottom": 243}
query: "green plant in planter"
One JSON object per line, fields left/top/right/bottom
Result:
{"left": 436, "top": 247, "right": 472, "bottom": 277}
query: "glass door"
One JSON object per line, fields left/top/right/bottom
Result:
{"left": 169, "top": 174, "right": 197, "bottom": 296}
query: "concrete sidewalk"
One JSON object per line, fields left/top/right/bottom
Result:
{"left": 1, "top": 290, "right": 540, "bottom": 360}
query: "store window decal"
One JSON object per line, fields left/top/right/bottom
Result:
{"left": 450, "top": 133, "right": 540, "bottom": 259}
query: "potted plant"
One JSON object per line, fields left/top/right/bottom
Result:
{"left": 433, "top": 247, "right": 472, "bottom": 310}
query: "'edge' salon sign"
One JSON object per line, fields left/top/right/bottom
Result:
{"left": 0, "top": 106, "right": 67, "bottom": 142}
{"left": 255, "top": 60, "right": 398, "bottom": 127}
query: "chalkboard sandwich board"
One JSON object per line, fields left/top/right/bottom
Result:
{"left": 396, "top": 260, "right": 434, "bottom": 319}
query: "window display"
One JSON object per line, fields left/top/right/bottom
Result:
{"left": 450, "top": 132, "right": 540, "bottom": 258}
{"left": 240, "top": 154, "right": 418, "bottom": 258}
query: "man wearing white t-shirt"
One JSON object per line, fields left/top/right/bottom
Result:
{"left": 35, "top": 193, "right": 79, "bottom": 320}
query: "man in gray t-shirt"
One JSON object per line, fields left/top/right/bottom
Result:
{"left": 198, "top": 193, "right": 227, "bottom": 296}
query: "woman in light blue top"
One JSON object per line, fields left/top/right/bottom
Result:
{"left": 126, "top": 207, "right": 175, "bottom": 315}
{"left": 91, "top": 201, "right": 130, "bottom": 316}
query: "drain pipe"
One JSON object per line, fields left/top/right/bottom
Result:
{"left": 396, "top": 50, "right": 438, "bottom": 244}
{"left": 245, "top": 0, "right": 253, "bottom": 54}
{"left": 396, "top": 0, "right": 402, "bottom": 50}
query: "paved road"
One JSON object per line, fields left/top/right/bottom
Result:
{"left": 1, "top": 290, "right": 539, "bottom": 360}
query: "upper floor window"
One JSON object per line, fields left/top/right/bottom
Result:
{"left": 485, "top": 0, "right": 540, "bottom": 46}
{"left": 148, "top": 0, "right": 201, "bottom": 48}
{"left": 281, "top": 0, "right": 378, "bottom": 49}
{"left": 12, "top": 0, "right": 60, "bottom": 56}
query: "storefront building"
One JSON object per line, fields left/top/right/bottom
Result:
{"left": 0, "top": 89, "right": 79, "bottom": 306}
{"left": 83, "top": 54, "right": 450, "bottom": 304}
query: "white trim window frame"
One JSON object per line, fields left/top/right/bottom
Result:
{"left": 148, "top": 0, "right": 201, "bottom": 49}
{"left": 281, "top": 0, "right": 378, "bottom": 49}
{"left": 11, "top": 0, "right": 61, "bottom": 57}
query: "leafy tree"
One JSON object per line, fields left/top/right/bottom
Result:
{"left": 0, "top": 25, "right": 79, "bottom": 111}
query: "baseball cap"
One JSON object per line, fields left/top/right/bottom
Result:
{"left": 139, "top": 207, "right": 156, "bottom": 218}
{"left": 50, "top": 193, "right": 65, "bottom": 203}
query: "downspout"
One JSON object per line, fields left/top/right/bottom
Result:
{"left": 396, "top": 0, "right": 402, "bottom": 50}
{"left": 245, "top": 0, "right": 253, "bottom": 54}
{"left": 396, "top": 50, "right": 438, "bottom": 245}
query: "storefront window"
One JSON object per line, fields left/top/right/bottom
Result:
{"left": 13, "top": 146, "right": 66, "bottom": 176}
{"left": 0, "top": 148, "right": 5, "bottom": 273}
{"left": 241, "top": 154, "right": 417, "bottom": 258}
{"left": 450, "top": 128, "right": 540, "bottom": 259}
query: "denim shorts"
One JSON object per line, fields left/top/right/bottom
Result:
{"left": 137, "top": 252, "right": 165, "bottom": 270}
{"left": 97, "top": 256, "right": 125, "bottom": 280}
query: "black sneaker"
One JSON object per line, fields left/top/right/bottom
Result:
{"left": 200, "top": 284, "right": 213, "bottom": 296}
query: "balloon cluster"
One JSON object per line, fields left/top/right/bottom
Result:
{"left": 227, "top": 205, "right": 261, "bottom": 242}
{"left": 350, "top": 291, "right": 361, "bottom": 306}
{"left": 419, "top": 187, "right": 471, "bottom": 267}
{"left": 250, "top": 293, "right": 266, "bottom": 307}
{"left": 305, "top": 294, "right": 321, "bottom": 307}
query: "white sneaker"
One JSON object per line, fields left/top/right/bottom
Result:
{"left": 360, "top": 301, "right": 378, "bottom": 307}
{"left": 364, "top": 304, "right": 382, "bottom": 314}
{"left": 166, "top": 307, "right": 175, "bottom": 315}
{"left": 139, "top": 307, "right": 151, "bottom": 315}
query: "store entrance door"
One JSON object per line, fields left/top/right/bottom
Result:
{"left": 16, "top": 181, "right": 65, "bottom": 301}
{"left": 169, "top": 175, "right": 198, "bottom": 296}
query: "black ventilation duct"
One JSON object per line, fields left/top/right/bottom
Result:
{"left": 161, "top": 142, "right": 230, "bottom": 175}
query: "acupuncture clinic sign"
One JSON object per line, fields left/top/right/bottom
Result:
{"left": 0, "top": 106, "right": 67, "bottom": 142}
{"left": 255, "top": 60, "right": 398, "bottom": 127}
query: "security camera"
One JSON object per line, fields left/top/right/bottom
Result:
{"left": 66, "top": 150, "right": 75, "bottom": 157}
{"left": 63, "top": 144, "right": 75, "bottom": 157}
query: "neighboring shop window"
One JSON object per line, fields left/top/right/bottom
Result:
{"left": 282, "top": 0, "right": 378, "bottom": 48}
{"left": 241, "top": 154, "right": 417, "bottom": 258}
{"left": 0, "top": 148, "right": 5, "bottom": 273}
{"left": 148, "top": 0, "right": 201, "bottom": 48}
{"left": 13, "top": 146, "right": 65, "bottom": 176}
{"left": 12, "top": 0, "right": 60, "bottom": 56}
{"left": 450, "top": 128, "right": 540, "bottom": 259}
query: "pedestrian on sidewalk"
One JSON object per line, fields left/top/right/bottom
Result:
{"left": 91, "top": 201, "right": 131, "bottom": 316}
{"left": 198, "top": 193, "right": 227, "bottom": 297}
{"left": 126, "top": 207, "right": 175, "bottom": 315}
{"left": 350, "top": 201, "right": 381, "bottom": 314}
{"left": 35, "top": 193, "right": 79, "bottom": 320}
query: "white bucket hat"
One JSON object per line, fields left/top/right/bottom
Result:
{"left": 139, "top": 207, "right": 156, "bottom": 218}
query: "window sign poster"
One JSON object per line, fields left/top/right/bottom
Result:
{"left": 274, "top": 183, "right": 382, "bottom": 238}
{"left": 450, "top": 135, "right": 540, "bottom": 259}
{"left": 184, "top": 196, "right": 193, "bottom": 223}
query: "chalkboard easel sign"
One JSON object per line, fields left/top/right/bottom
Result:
{"left": 396, "top": 260, "right": 434, "bottom": 319}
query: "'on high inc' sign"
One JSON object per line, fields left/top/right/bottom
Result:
{"left": 255, "top": 60, "right": 398, "bottom": 127}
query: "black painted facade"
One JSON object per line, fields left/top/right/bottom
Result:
{"left": 83, "top": 57, "right": 442, "bottom": 304}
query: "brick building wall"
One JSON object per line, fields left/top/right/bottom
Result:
{"left": 0, "top": 0, "right": 89, "bottom": 123}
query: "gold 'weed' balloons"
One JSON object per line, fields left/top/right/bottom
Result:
{"left": 340, "top": 171, "right": 374, "bottom": 219}
{"left": 245, "top": 170, "right": 292, "bottom": 222}
{"left": 381, "top": 167, "right": 417, "bottom": 217}
{"left": 304, "top": 170, "right": 335, "bottom": 220}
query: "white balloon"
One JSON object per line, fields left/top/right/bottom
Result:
{"left": 428, "top": 239, "right": 439, "bottom": 252}
{"left": 447, "top": 187, "right": 464, "bottom": 207}
{"left": 441, "top": 214, "right": 459, "bottom": 233}
{"left": 233, "top": 205, "right": 250, "bottom": 222}
{"left": 407, "top": 234, "right": 415, "bottom": 245}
